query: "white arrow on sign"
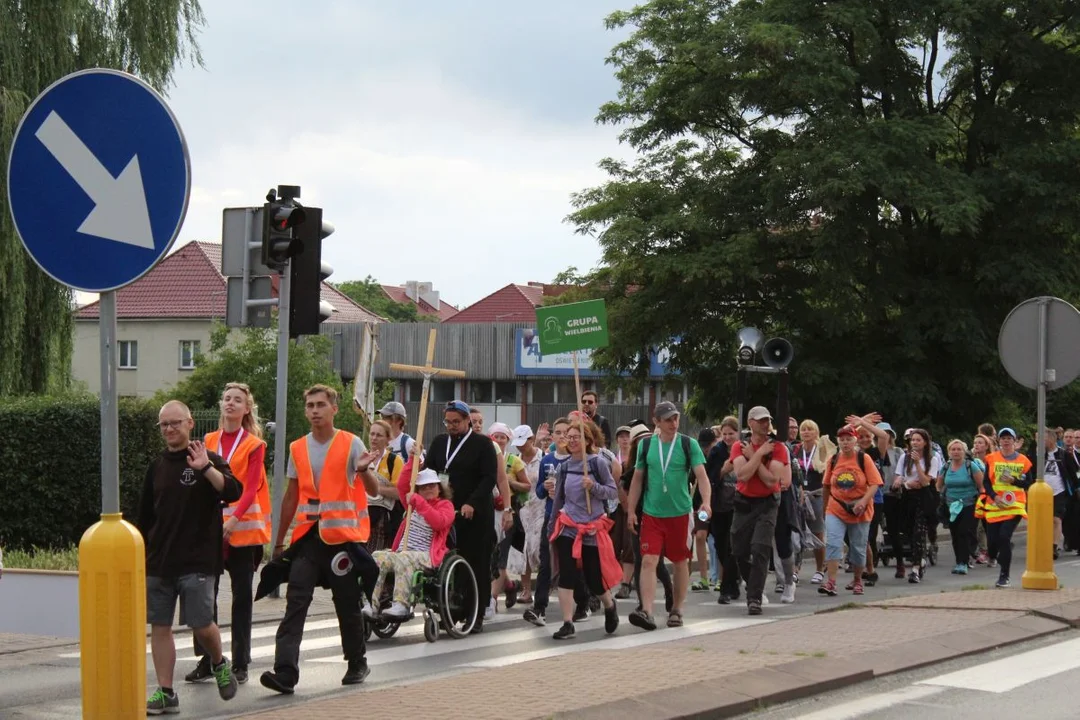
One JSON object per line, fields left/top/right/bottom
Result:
{"left": 34, "top": 110, "right": 155, "bottom": 250}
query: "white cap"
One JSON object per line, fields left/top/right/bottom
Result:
{"left": 415, "top": 469, "right": 441, "bottom": 486}
{"left": 510, "top": 425, "right": 534, "bottom": 447}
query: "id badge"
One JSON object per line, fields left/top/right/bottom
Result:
{"left": 438, "top": 472, "right": 450, "bottom": 485}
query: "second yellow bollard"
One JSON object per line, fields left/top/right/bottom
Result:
{"left": 1022, "top": 479, "right": 1058, "bottom": 590}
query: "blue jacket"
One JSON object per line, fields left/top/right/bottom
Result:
{"left": 536, "top": 451, "right": 570, "bottom": 518}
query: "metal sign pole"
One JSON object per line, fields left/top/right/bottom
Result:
{"left": 1036, "top": 298, "right": 1048, "bottom": 480}
{"left": 99, "top": 291, "right": 119, "bottom": 514}
{"left": 271, "top": 263, "right": 291, "bottom": 561}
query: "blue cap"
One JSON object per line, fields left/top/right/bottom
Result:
{"left": 998, "top": 427, "right": 1017, "bottom": 438}
{"left": 445, "top": 400, "right": 471, "bottom": 417}
{"left": 876, "top": 422, "right": 895, "bottom": 437}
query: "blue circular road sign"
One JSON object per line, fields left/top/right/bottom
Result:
{"left": 6, "top": 69, "right": 191, "bottom": 293}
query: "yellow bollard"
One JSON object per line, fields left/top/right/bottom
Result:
{"left": 1022, "top": 479, "right": 1059, "bottom": 590}
{"left": 79, "top": 513, "right": 146, "bottom": 719}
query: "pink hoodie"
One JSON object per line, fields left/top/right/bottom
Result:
{"left": 393, "top": 461, "right": 456, "bottom": 567}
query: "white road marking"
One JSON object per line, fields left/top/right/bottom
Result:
{"left": 789, "top": 685, "right": 945, "bottom": 720}
{"left": 919, "top": 636, "right": 1080, "bottom": 693}
{"left": 458, "top": 617, "right": 775, "bottom": 668}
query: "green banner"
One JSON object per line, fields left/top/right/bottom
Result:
{"left": 535, "top": 299, "right": 609, "bottom": 355}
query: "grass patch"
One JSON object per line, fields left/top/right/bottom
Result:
{"left": 4, "top": 545, "right": 79, "bottom": 571}
{"left": 815, "top": 601, "right": 868, "bottom": 614}
{"left": 690, "top": 646, "right": 704, "bottom": 652}
{"left": 812, "top": 651, "right": 827, "bottom": 658}
{"left": 738, "top": 649, "right": 750, "bottom": 655}
{"left": 961, "top": 584, "right": 989, "bottom": 591}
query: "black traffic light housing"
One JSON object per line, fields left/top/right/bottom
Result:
{"left": 260, "top": 185, "right": 307, "bottom": 270}
{"left": 289, "top": 207, "right": 335, "bottom": 338}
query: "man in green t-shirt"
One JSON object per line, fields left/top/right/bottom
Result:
{"left": 626, "top": 401, "right": 710, "bottom": 631}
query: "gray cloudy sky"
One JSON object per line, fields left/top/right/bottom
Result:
{"left": 161, "top": 0, "right": 634, "bottom": 309}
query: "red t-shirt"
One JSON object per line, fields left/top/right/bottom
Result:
{"left": 736, "top": 440, "right": 790, "bottom": 498}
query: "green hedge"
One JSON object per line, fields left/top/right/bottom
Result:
{"left": 0, "top": 394, "right": 163, "bottom": 551}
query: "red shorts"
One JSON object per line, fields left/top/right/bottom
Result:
{"left": 639, "top": 513, "right": 692, "bottom": 563}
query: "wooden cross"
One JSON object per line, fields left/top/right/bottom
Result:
{"left": 571, "top": 352, "right": 592, "bottom": 513}
{"left": 389, "top": 328, "right": 466, "bottom": 542}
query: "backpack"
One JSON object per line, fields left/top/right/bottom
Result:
{"left": 829, "top": 449, "right": 871, "bottom": 475}
{"left": 555, "top": 456, "right": 603, "bottom": 495}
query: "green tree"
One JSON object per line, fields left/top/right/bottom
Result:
{"left": 0, "top": 1, "right": 205, "bottom": 395}
{"left": 159, "top": 321, "right": 385, "bottom": 444}
{"left": 569, "top": 0, "right": 1080, "bottom": 434}
{"left": 335, "top": 276, "right": 439, "bottom": 322}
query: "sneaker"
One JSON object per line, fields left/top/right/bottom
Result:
{"left": 988, "top": 558, "right": 998, "bottom": 568}
{"left": 760, "top": 593, "right": 770, "bottom": 606}
{"left": 362, "top": 601, "right": 377, "bottom": 619}
{"left": 851, "top": 581, "right": 864, "bottom": 596}
{"left": 894, "top": 563, "right": 906, "bottom": 579}
{"left": 774, "top": 581, "right": 785, "bottom": 594}
{"left": 604, "top": 604, "right": 620, "bottom": 634}
{"left": 213, "top": 658, "right": 237, "bottom": 701}
{"left": 523, "top": 607, "right": 546, "bottom": 626}
{"left": 957, "top": 564, "right": 968, "bottom": 575}
{"left": 341, "top": 660, "right": 370, "bottom": 685}
{"left": 818, "top": 579, "right": 837, "bottom": 596}
{"left": 718, "top": 593, "right": 734, "bottom": 605}
{"left": 713, "top": 580, "right": 724, "bottom": 592}
{"left": 810, "top": 571, "right": 824, "bottom": 584}
{"left": 975, "top": 552, "right": 989, "bottom": 565}
{"left": 233, "top": 666, "right": 248, "bottom": 685}
{"left": 572, "top": 605, "right": 590, "bottom": 622}
{"left": 614, "top": 582, "right": 632, "bottom": 600}
{"left": 628, "top": 608, "right": 657, "bottom": 631}
{"left": 505, "top": 581, "right": 519, "bottom": 609}
{"left": 259, "top": 670, "right": 295, "bottom": 695}
{"left": 748, "top": 600, "right": 763, "bottom": 616}
{"left": 184, "top": 655, "right": 212, "bottom": 683}
{"left": 470, "top": 619, "right": 484, "bottom": 634}
{"left": 864, "top": 572, "right": 879, "bottom": 586}
{"left": 383, "top": 601, "right": 410, "bottom": 620}
{"left": 553, "top": 621, "right": 576, "bottom": 640}
{"left": 996, "top": 576, "right": 1011, "bottom": 588}
{"left": 691, "top": 579, "right": 710, "bottom": 592}
{"left": 1054, "top": 546, "right": 1061, "bottom": 560}
{"left": 146, "top": 688, "right": 179, "bottom": 715}
{"left": 781, "top": 584, "right": 796, "bottom": 604}
{"left": 908, "top": 570, "right": 921, "bottom": 584}
{"left": 588, "top": 595, "right": 602, "bottom": 613}
{"left": 485, "top": 599, "right": 496, "bottom": 621}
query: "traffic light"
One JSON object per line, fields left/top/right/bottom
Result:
{"left": 260, "top": 186, "right": 307, "bottom": 270}
{"left": 289, "top": 207, "right": 337, "bottom": 337}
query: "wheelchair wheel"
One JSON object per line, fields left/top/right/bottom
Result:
{"left": 373, "top": 620, "right": 400, "bottom": 639}
{"left": 423, "top": 609, "right": 439, "bottom": 643}
{"left": 437, "top": 553, "right": 478, "bottom": 639}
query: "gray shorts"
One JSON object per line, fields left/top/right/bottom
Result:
{"left": 146, "top": 573, "right": 216, "bottom": 629}
{"left": 807, "top": 493, "right": 825, "bottom": 535}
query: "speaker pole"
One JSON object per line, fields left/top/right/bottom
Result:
{"left": 775, "top": 369, "right": 790, "bottom": 443}
{"left": 736, "top": 366, "right": 747, "bottom": 429}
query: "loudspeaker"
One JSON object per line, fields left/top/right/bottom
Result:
{"left": 736, "top": 327, "right": 764, "bottom": 364}
{"left": 762, "top": 337, "right": 794, "bottom": 369}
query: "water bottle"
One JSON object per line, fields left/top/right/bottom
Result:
{"left": 697, "top": 509, "right": 709, "bottom": 522}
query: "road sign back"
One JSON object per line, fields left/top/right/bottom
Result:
{"left": 999, "top": 296, "right": 1080, "bottom": 391}
{"left": 6, "top": 69, "right": 190, "bottom": 293}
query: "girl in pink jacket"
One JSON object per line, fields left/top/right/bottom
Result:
{"left": 363, "top": 468, "right": 456, "bottom": 620}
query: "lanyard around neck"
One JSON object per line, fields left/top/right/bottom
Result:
{"left": 658, "top": 435, "right": 678, "bottom": 489}
{"left": 220, "top": 427, "right": 244, "bottom": 464}
{"left": 445, "top": 428, "right": 473, "bottom": 470}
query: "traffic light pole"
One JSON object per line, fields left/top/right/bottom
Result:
{"left": 271, "top": 262, "right": 291, "bottom": 576}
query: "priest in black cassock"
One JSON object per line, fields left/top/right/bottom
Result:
{"left": 420, "top": 400, "right": 501, "bottom": 632}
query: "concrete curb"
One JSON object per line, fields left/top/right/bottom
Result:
{"left": 1, "top": 568, "right": 79, "bottom": 576}
{"left": 557, "top": 611, "right": 1073, "bottom": 719}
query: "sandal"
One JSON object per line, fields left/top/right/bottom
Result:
{"left": 666, "top": 609, "right": 684, "bottom": 628}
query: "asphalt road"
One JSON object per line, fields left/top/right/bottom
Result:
{"left": 3, "top": 529, "right": 1078, "bottom": 719}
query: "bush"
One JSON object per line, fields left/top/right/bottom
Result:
{"left": 0, "top": 394, "right": 163, "bottom": 551}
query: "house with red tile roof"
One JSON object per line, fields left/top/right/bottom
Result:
{"left": 72, "top": 241, "right": 382, "bottom": 398}
{"left": 443, "top": 282, "right": 563, "bottom": 323}
{"left": 379, "top": 281, "right": 459, "bottom": 321}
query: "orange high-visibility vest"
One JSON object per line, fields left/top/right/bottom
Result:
{"left": 205, "top": 428, "right": 271, "bottom": 547}
{"left": 290, "top": 430, "right": 370, "bottom": 545}
{"left": 979, "top": 452, "right": 1031, "bottom": 523}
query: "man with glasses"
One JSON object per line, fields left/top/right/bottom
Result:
{"left": 414, "top": 400, "right": 501, "bottom": 632}
{"left": 580, "top": 391, "right": 612, "bottom": 448}
{"left": 137, "top": 400, "right": 242, "bottom": 714}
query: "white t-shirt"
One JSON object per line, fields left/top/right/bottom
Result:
{"left": 1045, "top": 451, "right": 1066, "bottom": 495}
{"left": 895, "top": 452, "right": 942, "bottom": 487}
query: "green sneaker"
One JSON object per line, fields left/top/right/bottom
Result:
{"left": 213, "top": 657, "right": 238, "bottom": 701}
{"left": 690, "top": 579, "right": 709, "bottom": 592}
{"left": 146, "top": 688, "right": 179, "bottom": 715}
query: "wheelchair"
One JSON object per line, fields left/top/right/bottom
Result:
{"left": 364, "top": 550, "right": 479, "bottom": 643}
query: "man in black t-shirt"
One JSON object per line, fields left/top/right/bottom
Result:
{"left": 137, "top": 400, "right": 242, "bottom": 714}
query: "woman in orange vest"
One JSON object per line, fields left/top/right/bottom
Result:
{"left": 981, "top": 427, "right": 1033, "bottom": 588}
{"left": 189, "top": 382, "right": 270, "bottom": 686}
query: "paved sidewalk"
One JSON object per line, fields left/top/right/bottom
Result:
{"left": 237, "top": 588, "right": 1080, "bottom": 720}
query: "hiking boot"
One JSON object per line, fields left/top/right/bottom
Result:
{"left": 212, "top": 658, "right": 237, "bottom": 701}
{"left": 146, "top": 688, "right": 179, "bottom": 715}
{"left": 342, "top": 660, "right": 370, "bottom": 685}
{"left": 184, "top": 655, "right": 212, "bottom": 683}
{"left": 259, "top": 671, "right": 295, "bottom": 695}
{"left": 232, "top": 665, "right": 248, "bottom": 685}
{"left": 553, "top": 621, "right": 576, "bottom": 640}
{"left": 604, "top": 604, "right": 620, "bottom": 634}
{"left": 523, "top": 606, "right": 546, "bottom": 626}
{"left": 628, "top": 608, "right": 657, "bottom": 631}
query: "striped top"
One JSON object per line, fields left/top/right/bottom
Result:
{"left": 404, "top": 510, "right": 434, "bottom": 552}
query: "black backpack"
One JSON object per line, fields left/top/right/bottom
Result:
{"left": 829, "top": 449, "right": 870, "bottom": 474}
